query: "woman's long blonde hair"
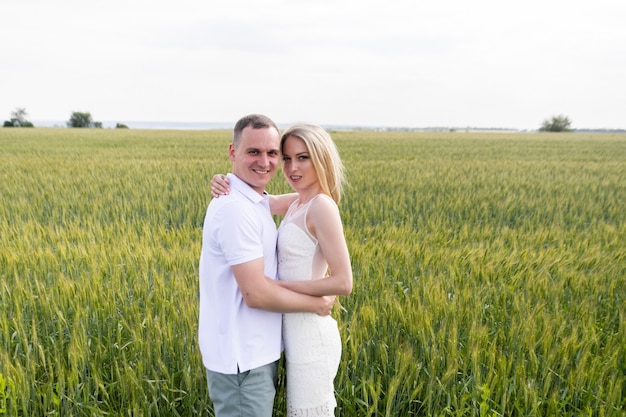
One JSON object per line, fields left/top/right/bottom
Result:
{"left": 280, "top": 124, "right": 345, "bottom": 204}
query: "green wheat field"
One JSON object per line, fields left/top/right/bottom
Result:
{"left": 1, "top": 128, "right": 625, "bottom": 416}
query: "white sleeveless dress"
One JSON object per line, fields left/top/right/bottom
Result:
{"left": 277, "top": 194, "right": 342, "bottom": 417}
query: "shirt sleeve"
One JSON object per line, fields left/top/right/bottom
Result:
{"left": 215, "top": 200, "right": 264, "bottom": 266}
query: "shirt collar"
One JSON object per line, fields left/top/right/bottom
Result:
{"left": 227, "top": 173, "right": 268, "bottom": 203}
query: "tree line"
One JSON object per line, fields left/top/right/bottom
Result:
{"left": 3, "top": 108, "right": 128, "bottom": 129}
{"left": 3, "top": 107, "right": 573, "bottom": 132}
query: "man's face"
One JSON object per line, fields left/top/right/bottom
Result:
{"left": 229, "top": 125, "right": 281, "bottom": 194}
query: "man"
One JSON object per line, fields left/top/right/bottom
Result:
{"left": 198, "top": 114, "right": 335, "bottom": 417}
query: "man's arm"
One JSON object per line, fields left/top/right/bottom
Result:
{"left": 232, "top": 258, "right": 335, "bottom": 315}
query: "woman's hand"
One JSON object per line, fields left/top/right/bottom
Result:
{"left": 210, "top": 174, "right": 230, "bottom": 198}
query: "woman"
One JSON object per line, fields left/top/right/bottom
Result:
{"left": 211, "top": 123, "right": 353, "bottom": 416}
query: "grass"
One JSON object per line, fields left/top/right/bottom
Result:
{"left": 1, "top": 128, "right": 625, "bottom": 416}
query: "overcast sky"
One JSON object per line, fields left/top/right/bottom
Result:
{"left": 2, "top": 0, "right": 625, "bottom": 130}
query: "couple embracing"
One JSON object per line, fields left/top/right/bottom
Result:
{"left": 198, "top": 114, "right": 353, "bottom": 417}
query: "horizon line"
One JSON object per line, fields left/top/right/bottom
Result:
{"left": 25, "top": 119, "right": 626, "bottom": 132}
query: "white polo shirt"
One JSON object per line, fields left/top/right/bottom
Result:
{"left": 198, "top": 173, "right": 282, "bottom": 374}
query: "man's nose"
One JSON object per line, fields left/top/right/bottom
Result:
{"left": 258, "top": 153, "right": 270, "bottom": 166}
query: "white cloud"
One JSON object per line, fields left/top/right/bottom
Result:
{"left": 2, "top": 0, "right": 625, "bottom": 129}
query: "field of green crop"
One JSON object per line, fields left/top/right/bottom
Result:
{"left": 1, "top": 128, "right": 625, "bottom": 416}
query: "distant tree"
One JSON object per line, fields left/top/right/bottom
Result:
{"left": 12, "top": 108, "right": 28, "bottom": 124}
{"left": 539, "top": 114, "right": 572, "bottom": 132}
{"left": 67, "top": 111, "right": 101, "bottom": 128}
{"left": 3, "top": 107, "right": 34, "bottom": 127}
{"left": 115, "top": 123, "right": 129, "bottom": 129}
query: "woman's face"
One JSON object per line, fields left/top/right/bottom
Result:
{"left": 281, "top": 135, "right": 319, "bottom": 194}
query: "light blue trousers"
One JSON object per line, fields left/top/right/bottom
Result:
{"left": 206, "top": 361, "right": 278, "bottom": 417}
